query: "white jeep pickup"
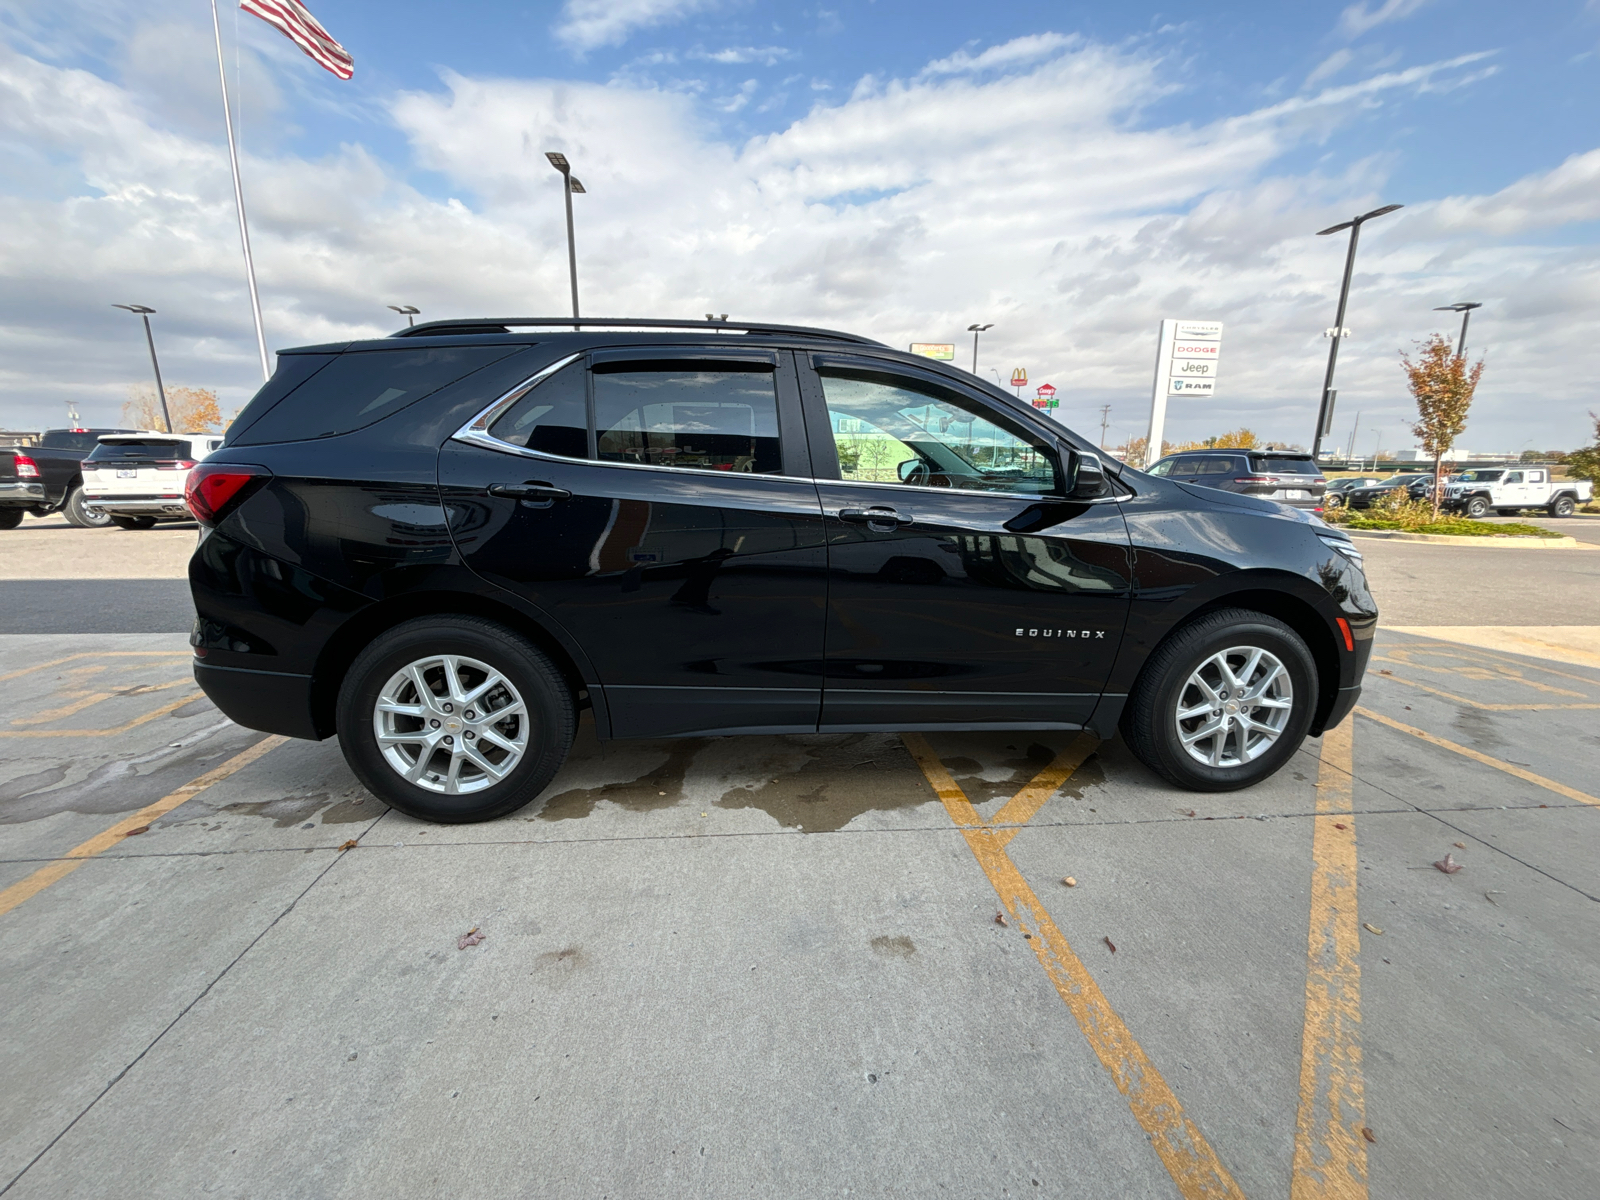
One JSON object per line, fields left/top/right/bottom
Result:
{"left": 1440, "top": 466, "right": 1592, "bottom": 518}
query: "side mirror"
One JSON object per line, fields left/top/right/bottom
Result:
{"left": 897, "top": 458, "right": 917, "bottom": 482}
{"left": 1071, "top": 450, "right": 1111, "bottom": 500}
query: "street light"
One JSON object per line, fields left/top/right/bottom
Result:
{"left": 545, "top": 152, "right": 586, "bottom": 320}
{"left": 966, "top": 323, "right": 993, "bottom": 375}
{"left": 1433, "top": 301, "right": 1482, "bottom": 358}
{"left": 388, "top": 304, "right": 420, "bottom": 328}
{"left": 1311, "top": 203, "right": 1403, "bottom": 459}
{"left": 112, "top": 304, "right": 173, "bottom": 434}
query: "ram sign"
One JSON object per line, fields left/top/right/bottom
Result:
{"left": 1144, "top": 318, "right": 1224, "bottom": 465}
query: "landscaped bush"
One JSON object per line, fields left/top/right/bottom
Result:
{"left": 1321, "top": 489, "right": 1562, "bottom": 537}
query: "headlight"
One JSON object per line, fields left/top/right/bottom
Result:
{"left": 1317, "top": 533, "right": 1363, "bottom": 565}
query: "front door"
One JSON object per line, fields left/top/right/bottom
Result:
{"left": 439, "top": 347, "right": 829, "bottom": 738}
{"left": 797, "top": 355, "right": 1133, "bottom": 730}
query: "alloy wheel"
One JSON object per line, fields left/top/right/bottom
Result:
{"left": 372, "top": 654, "right": 529, "bottom": 794}
{"left": 1173, "top": 645, "right": 1294, "bottom": 768}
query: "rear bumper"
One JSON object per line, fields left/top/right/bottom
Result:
{"left": 0, "top": 481, "right": 45, "bottom": 506}
{"left": 193, "top": 661, "right": 324, "bottom": 740}
{"left": 85, "top": 496, "right": 190, "bottom": 517}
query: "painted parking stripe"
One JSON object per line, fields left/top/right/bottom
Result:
{"left": 0, "top": 650, "right": 189, "bottom": 684}
{"left": 986, "top": 730, "right": 1099, "bottom": 848}
{"left": 1355, "top": 707, "right": 1600, "bottom": 808}
{"left": 0, "top": 735, "right": 287, "bottom": 919}
{"left": 902, "top": 733, "right": 1246, "bottom": 1200}
{"left": 1291, "top": 720, "right": 1367, "bottom": 1199}
{"left": 0, "top": 691, "right": 203, "bottom": 739}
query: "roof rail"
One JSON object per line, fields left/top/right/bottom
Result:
{"left": 390, "top": 316, "right": 884, "bottom": 346}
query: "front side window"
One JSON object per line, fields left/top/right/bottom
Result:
{"left": 1503, "top": 471, "right": 1523, "bottom": 484}
{"left": 594, "top": 362, "right": 782, "bottom": 474}
{"left": 819, "top": 368, "right": 1059, "bottom": 496}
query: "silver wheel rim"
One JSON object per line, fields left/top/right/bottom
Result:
{"left": 1174, "top": 645, "right": 1294, "bottom": 768}
{"left": 373, "top": 654, "right": 529, "bottom": 794}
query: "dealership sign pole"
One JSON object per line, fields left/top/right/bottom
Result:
{"left": 1144, "top": 319, "right": 1222, "bottom": 465}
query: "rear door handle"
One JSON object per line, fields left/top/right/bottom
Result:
{"left": 488, "top": 482, "right": 571, "bottom": 502}
{"left": 838, "top": 506, "right": 913, "bottom": 528}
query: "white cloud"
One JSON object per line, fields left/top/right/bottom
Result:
{"left": 1338, "top": 0, "right": 1435, "bottom": 39}
{"left": 919, "top": 33, "right": 1079, "bottom": 77}
{"left": 1304, "top": 49, "right": 1352, "bottom": 88}
{"left": 689, "top": 45, "right": 795, "bottom": 66}
{"left": 2, "top": 34, "right": 1597, "bottom": 454}
{"left": 554, "top": 0, "right": 714, "bottom": 54}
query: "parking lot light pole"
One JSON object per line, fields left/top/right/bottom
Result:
{"left": 967, "top": 323, "right": 993, "bottom": 374}
{"left": 1312, "top": 203, "right": 1403, "bottom": 459}
{"left": 545, "top": 152, "right": 586, "bottom": 320}
{"left": 112, "top": 304, "right": 173, "bottom": 434}
{"left": 388, "top": 305, "right": 420, "bottom": 328}
{"left": 1433, "top": 301, "right": 1482, "bottom": 358}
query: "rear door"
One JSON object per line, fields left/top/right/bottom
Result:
{"left": 439, "top": 346, "right": 829, "bottom": 738}
{"left": 797, "top": 354, "right": 1132, "bottom": 730}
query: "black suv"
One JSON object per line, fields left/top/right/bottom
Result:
{"left": 188, "top": 318, "right": 1376, "bottom": 822}
{"left": 1144, "top": 450, "right": 1327, "bottom": 509}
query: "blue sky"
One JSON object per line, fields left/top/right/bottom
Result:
{"left": 3, "top": 0, "right": 1599, "bottom": 454}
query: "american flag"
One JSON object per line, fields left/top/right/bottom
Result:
{"left": 240, "top": 0, "right": 354, "bottom": 80}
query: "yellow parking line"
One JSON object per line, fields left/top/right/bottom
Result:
{"left": 1372, "top": 672, "right": 1600, "bottom": 711}
{"left": 1355, "top": 707, "right": 1600, "bottom": 808}
{"left": 0, "top": 692, "right": 203, "bottom": 738}
{"left": 986, "top": 731, "right": 1099, "bottom": 848}
{"left": 11, "top": 677, "right": 194, "bottom": 726}
{"left": 903, "top": 733, "right": 1245, "bottom": 1200}
{"left": 1291, "top": 721, "right": 1367, "bottom": 1199}
{"left": 0, "top": 735, "right": 287, "bottom": 919}
{"left": 0, "top": 651, "right": 189, "bottom": 684}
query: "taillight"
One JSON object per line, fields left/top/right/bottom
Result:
{"left": 1233, "top": 475, "right": 1276, "bottom": 484}
{"left": 185, "top": 462, "right": 270, "bottom": 525}
{"left": 13, "top": 454, "right": 40, "bottom": 479}
{"left": 165, "top": 460, "right": 198, "bottom": 471}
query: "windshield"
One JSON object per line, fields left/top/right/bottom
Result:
{"left": 1455, "top": 470, "right": 1504, "bottom": 482}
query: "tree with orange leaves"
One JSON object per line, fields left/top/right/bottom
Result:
{"left": 1402, "top": 334, "right": 1483, "bottom": 518}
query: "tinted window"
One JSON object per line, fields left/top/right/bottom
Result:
{"left": 40, "top": 431, "right": 101, "bottom": 452}
{"left": 225, "top": 354, "right": 337, "bottom": 443}
{"left": 1250, "top": 454, "right": 1319, "bottom": 476}
{"left": 1192, "top": 457, "right": 1235, "bottom": 476}
{"left": 232, "top": 347, "right": 518, "bottom": 445}
{"left": 819, "top": 368, "right": 1059, "bottom": 496}
{"left": 488, "top": 361, "right": 589, "bottom": 458}
{"left": 85, "top": 440, "right": 192, "bottom": 461}
{"left": 1503, "top": 471, "right": 1523, "bottom": 483}
{"left": 594, "top": 362, "right": 782, "bottom": 474}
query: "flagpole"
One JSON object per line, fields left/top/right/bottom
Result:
{"left": 210, "top": 0, "right": 272, "bottom": 382}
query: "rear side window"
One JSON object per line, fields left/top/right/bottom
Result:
{"left": 232, "top": 347, "right": 518, "bottom": 446}
{"left": 41, "top": 431, "right": 100, "bottom": 452}
{"left": 1192, "top": 457, "right": 1234, "bottom": 476}
{"left": 594, "top": 361, "right": 782, "bottom": 475}
{"left": 1250, "top": 454, "right": 1320, "bottom": 476}
{"left": 1146, "top": 459, "right": 1174, "bottom": 477}
{"left": 488, "top": 361, "right": 589, "bottom": 458}
{"left": 86, "top": 440, "right": 192, "bottom": 462}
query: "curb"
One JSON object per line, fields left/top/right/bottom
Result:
{"left": 1346, "top": 529, "right": 1583, "bottom": 548}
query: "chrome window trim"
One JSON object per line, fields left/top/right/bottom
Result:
{"left": 452, "top": 352, "right": 583, "bottom": 443}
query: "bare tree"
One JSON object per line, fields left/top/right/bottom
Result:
{"left": 1401, "top": 334, "right": 1484, "bottom": 518}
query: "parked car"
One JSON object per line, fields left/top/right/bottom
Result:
{"left": 1144, "top": 450, "right": 1327, "bottom": 509}
{"left": 1440, "top": 466, "right": 1592, "bottom": 518}
{"left": 1319, "top": 477, "right": 1384, "bottom": 507}
{"left": 81, "top": 433, "right": 227, "bottom": 528}
{"left": 1339, "top": 473, "right": 1436, "bottom": 510}
{"left": 187, "top": 317, "right": 1377, "bottom": 822}
{"left": 0, "top": 427, "right": 139, "bottom": 529}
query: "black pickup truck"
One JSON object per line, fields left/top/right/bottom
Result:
{"left": 0, "top": 428, "right": 139, "bottom": 529}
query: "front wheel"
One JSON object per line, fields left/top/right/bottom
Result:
{"left": 1120, "top": 608, "right": 1317, "bottom": 792}
{"left": 336, "top": 616, "right": 576, "bottom": 822}
{"left": 1464, "top": 496, "right": 1489, "bottom": 518}
{"left": 1549, "top": 496, "right": 1575, "bottom": 518}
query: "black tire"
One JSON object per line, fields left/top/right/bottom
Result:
{"left": 64, "top": 485, "right": 112, "bottom": 528}
{"left": 1495, "top": 509, "right": 1517, "bottom": 517}
{"left": 110, "top": 515, "right": 157, "bottom": 530}
{"left": 1119, "top": 607, "right": 1318, "bottom": 792}
{"left": 335, "top": 616, "right": 575, "bottom": 823}
{"left": 0, "top": 508, "right": 24, "bottom": 530}
{"left": 1464, "top": 496, "right": 1489, "bottom": 518}
{"left": 1549, "top": 496, "right": 1575, "bottom": 518}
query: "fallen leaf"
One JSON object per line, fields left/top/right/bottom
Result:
{"left": 1361, "top": 1127, "right": 1377, "bottom": 1144}
{"left": 1433, "top": 853, "right": 1463, "bottom": 875}
{"left": 1062, "top": 876, "right": 1077, "bottom": 888}
{"left": 994, "top": 912, "right": 1007, "bottom": 927}
{"left": 1176, "top": 808, "right": 1196, "bottom": 817}
{"left": 337, "top": 839, "right": 358, "bottom": 852}
{"left": 1334, "top": 823, "right": 1348, "bottom": 830}
{"left": 1363, "top": 923, "right": 1384, "bottom": 936}
{"left": 1404, "top": 706, "right": 1411, "bottom": 710}
{"left": 1103, "top": 936, "right": 1117, "bottom": 954}
{"left": 123, "top": 826, "right": 149, "bottom": 837}
{"left": 1453, "top": 842, "right": 1466, "bottom": 849}
{"left": 457, "top": 927, "right": 486, "bottom": 950}
{"left": 1378, "top": 669, "right": 1393, "bottom": 676}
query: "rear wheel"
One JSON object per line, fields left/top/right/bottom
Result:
{"left": 110, "top": 515, "right": 157, "bottom": 530}
{"left": 336, "top": 616, "right": 576, "bottom": 823}
{"left": 0, "top": 509, "right": 23, "bottom": 530}
{"left": 1549, "top": 495, "right": 1575, "bottom": 518}
{"left": 1464, "top": 496, "right": 1489, "bottom": 518}
{"left": 1495, "top": 508, "right": 1518, "bottom": 517}
{"left": 1120, "top": 608, "right": 1317, "bottom": 792}
{"left": 64, "top": 485, "right": 112, "bottom": 528}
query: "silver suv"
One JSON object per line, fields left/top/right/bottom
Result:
{"left": 1145, "top": 451, "right": 1327, "bottom": 509}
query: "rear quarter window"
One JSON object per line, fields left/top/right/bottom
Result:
{"left": 230, "top": 346, "right": 519, "bottom": 446}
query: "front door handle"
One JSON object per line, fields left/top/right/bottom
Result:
{"left": 488, "top": 482, "right": 572, "bottom": 502}
{"left": 838, "top": 506, "right": 913, "bottom": 529}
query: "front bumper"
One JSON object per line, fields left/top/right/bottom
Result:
{"left": 193, "top": 661, "right": 323, "bottom": 740}
{"left": 84, "top": 496, "right": 190, "bottom": 517}
{"left": 0, "top": 481, "right": 46, "bottom": 506}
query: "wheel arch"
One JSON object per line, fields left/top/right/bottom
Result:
{"left": 309, "top": 590, "right": 601, "bottom": 739}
